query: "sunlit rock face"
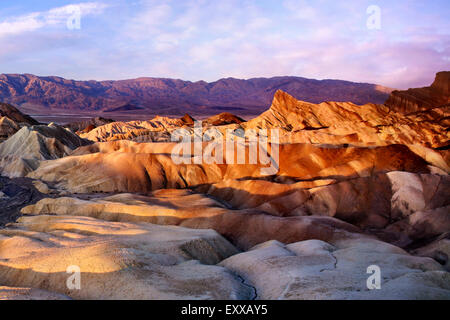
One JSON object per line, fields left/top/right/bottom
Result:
{"left": 244, "top": 89, "right": 449, "bottom": 148}
{"left": 385, "top": 71, "right": 450, "bottom": 115}
{"left": 0, "top": 102, "right": 39, "bottom": 126}
{"left": 0, "top": 117, "right": 21, "bottom": 142}
{"left": 19, "top": 175, "right": 449, "bottom": 251}
{"left": 0, "top": 215, "right": 254, "bottom": 300}
{"left": 19, "top": 190, "right": 363, "bottom": 251}
{"left": 0, "top": 176, "right": 46, "bottom": 227}
{"left": 0, "top": 123, "right": 90, "bottom": 177}
{"left": 0, "top": 72, "right": 449, "bottom": 300}
{"left": 65, "top": 117, "right": 115, "bottom": 134}
{"left": 72, "top": 85, "right": 449, "bottom": 148}
{"left": 78, "top": 116, "right": 189, "bottom": 142}
{"left": 0, "top": 103, "right": 39, "bottom": 143}
{"left": 26, "top": 142, "right": 437, "bottom": 194}
{"left": 220, "top": 239, "right": 450, "bottom": 300}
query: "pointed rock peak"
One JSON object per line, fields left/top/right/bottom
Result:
{"left": 273, "top": 89, "right": 295, "bottom": 101}
{"left": 151, "top": 115, "right": 178, "bottom": 123}
{"left": 0, "top": 116, "right": 21, "bottom": 141}
{"left": 0, "top": 102, "right": 39, "bottom": 125}
{"left": 0, "top": 116, "right": 18, "bottom": 127}
{"left": 180, "top": 113, "right": 195, "bottom": 125}
{"left": 270, "top": 90, "right": 313, "bottom": 114}
{"left": 431, "top": 71, "right": 450, "bottom": 94}
{"left": 151, "top": 115, "right": 164, "bottom": 121}
{"left": 385, "top": 70, "right": 450, "bottom": 114}
{"left": 205, "top": 112, "right": 245, "bottom": 126}
{"left": 81, "top": 124, "right": 96, "bottom": 134}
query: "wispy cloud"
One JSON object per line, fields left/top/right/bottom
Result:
{"left": 0, "top": 0, "right": 448, "bottom": 88}
{"left": 0, "top": 2, "right": 108, "bottom": 38}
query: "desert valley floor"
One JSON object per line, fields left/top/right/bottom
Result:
{"left": 0, "top": 72, "right": 449, "bottom": 300}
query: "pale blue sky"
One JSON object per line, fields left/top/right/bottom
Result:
{"left": 0, "top": 0, "right": 449, "bottom": 88}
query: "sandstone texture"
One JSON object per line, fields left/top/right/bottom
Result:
{"left": 0, "top": 72, "right": 448, "bottom": 300}
{"left": 0, "top": 102, "right": 39, "bottom": 126}
{"left": 0, "top": 123, "right": 90, "bottom": 177}
{"left": 385, "top": 71, "right": 450, "bottom": 115}
{"left": 0, "top": 215, "right": 254, "bottom": 299}
{"left": 0, "top": 117, "right": 20, "bottom": 142}
{"left": 220, "top": 239, "right": 450, "bottom": 299}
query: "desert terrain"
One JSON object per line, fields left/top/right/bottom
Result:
{"left": 0, "top": 71, "right": 449, "bottom": 300}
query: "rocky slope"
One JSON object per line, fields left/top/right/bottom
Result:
{"left": 0, "top": 117, "right": 21, "bottom": 142}
{"left": 0, "top": 102, "right": 39, "bottom": 126}
{"left": 385, "top": 71, "right": 450, "bottom": 115}
{"left": 0, "top": 287, "right": 70, "bottom": 300}
{"left": 64, "top": 117, "right": 115, "bottom": 133}
{"left": 0, "top": 74, "right": 391, "bottom": 116}
{"left": 244, "top": 90, "right": 449, "bottom": 149}
{"left": 0, "top": 103, "right": 40, "bottom": 142}
{"left": 1, "top": 209, "right": 448, "bottom": 299}
{"left": 0, "top": 72, "right": 449, "bottom": 300}
{"left": 0, "top": 214, "right": 254, "bottom": 299}
{"left": 204, "top": 112, "right": 245, "bottom": 126}
{"left": 77, "top": 116, "right": 191, "bottom": 142}
{"left": 19, "top": 190, "right": 363, "bottom": 250}
{"left": 220, "top": 239, "right": 450, "bottom": 299}
{"left": 75, "top": 87, "right": 449, "bottom": 150}
{"left": 0, "top": 123, "right": 90, "bottom": 177}
{"left": 0, "top": 176, "right": 47, "bottom": 226}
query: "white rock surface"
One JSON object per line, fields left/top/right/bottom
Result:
{"left": 0, "top": 123, "right": 88, "bottom": 177}
{"left": 412, "top": 237, "right": 450, "bottom": 271}
{"left": 0, "top": 215, "right": 253, "bottom": 300}
{"left": 0, "top": 286, "right": 70, "bottom": 300}
{"left": 220, "top": 238, "right": 450, "bottom": 299}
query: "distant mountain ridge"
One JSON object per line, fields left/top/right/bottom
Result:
{"left": 0, "top": 73, "right": 392, "bottom": 116}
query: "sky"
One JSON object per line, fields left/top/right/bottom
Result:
{"left": 0, "top": 0, "right": 448, "bottom": 89}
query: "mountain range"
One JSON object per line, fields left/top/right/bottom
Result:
{"left": 0, "top": 73, "right": 392, "bottom": 117}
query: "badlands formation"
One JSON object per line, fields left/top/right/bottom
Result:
{"left": 0, "top": 72, "right": 449, "bottom": 300}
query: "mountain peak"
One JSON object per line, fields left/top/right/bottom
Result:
{"left": 205, "top": 112, "right": 244, "bottom": 126}
{"left": 270, "top": 90, "right": 315, "bottom": 115}
{"left": 385, "top": 70, "right": 450, "bottom": 114}
{"left": 272, "top": 89, "right": 301, "bottom": 103}
{"left": 180, "top": 113, "right": 195, "bottom": 125}
{"left": 431, "top": 71, "right": 450, "bottom": 95}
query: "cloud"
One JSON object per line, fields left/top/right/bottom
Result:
{"left": 283, "top": 0, "right": 318, "bottom": 21}
{"left": 0, "top": 2, "right": 108, "bottom": 38}
{"left": 0, "top": 13, "right": 45, "bottom": 37}
{"left": 0, "top": 1, "right": 448, "bottom": 89}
